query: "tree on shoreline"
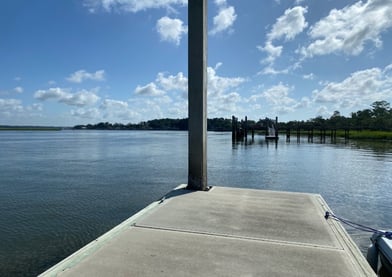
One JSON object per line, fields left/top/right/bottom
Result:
{"left": 74, "top": 101, "right": 392, "bottom": 132}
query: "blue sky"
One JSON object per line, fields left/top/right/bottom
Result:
{"left": 1, "top": 0, "right": 392, "bottom": 126}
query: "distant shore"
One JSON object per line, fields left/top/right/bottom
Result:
{"left": 1, "top": 125, "right": 392, "bottom": 140}
{"left": 0, "top": 126, "right": 63, "bottom": 131}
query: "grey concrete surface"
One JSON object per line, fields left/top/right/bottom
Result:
{"left": 40, "top": 186, "right": 375, "bottom": 276}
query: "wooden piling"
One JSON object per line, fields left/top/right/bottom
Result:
{"left": 286, "top": 128, "right": 291, "bottom": 142}
{"left": 232, "top": 116, "right": 236, "bottom": 141}
{"left": 245, "top": 116, "right": 248, "bottom": 140}
{"left": 310, "top": 128, "right": 314, "bottom": 143}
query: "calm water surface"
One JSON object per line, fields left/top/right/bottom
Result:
{"left": 0, "top": 130, "right": 391, "bottom": 276}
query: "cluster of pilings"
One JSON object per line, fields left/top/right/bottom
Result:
{"left": 232, "top": 116, "right": 255, "bottom": 142}
{"left": 286, "top": 127, "right": 350, "bottom": 143}
{"left": 231, "top": 115, "right": 351, "bottom": 144}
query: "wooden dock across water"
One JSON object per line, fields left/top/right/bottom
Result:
{"left": 40, "top": 185, "right": 375, "bottom": 276}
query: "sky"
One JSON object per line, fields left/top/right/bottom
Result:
{"left": 1, "top": 0, "right": 392, "bottom": 126}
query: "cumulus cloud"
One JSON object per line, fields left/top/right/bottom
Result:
{"left": 206, "top": 65, "right": 246, "bottom": 116}
{"left": 132, "top": 64, "right": 246, "bottom": 118}
{"left": 210, "top": 0, "right": 237, "bottom": 35}
{"left": 156, "top": 16, "right": 187, "bottom": 45}
{"left": 156, "top": 72, "right": 188, "bottom": 92}
{"left": 134, "top": 82, "right": 165, "bottom": 96}
{"left": 248, "top": 83, "right": 301, "bottom": 114}
{"left": 312, "top": 64, "right": 392, "bottom": 109}
{"left": 259, "top": 65, "right": 289, "bottom": 75}
{"left": 0, "top": 99, "right": 43, "bottom": 119}
{"left": 0, "top": 98, "right": 24, "bottom": 115}
{"left": 100, "top": 99, "right": 140, "bottom": 120}
{"left": 135, "top": 72, "right": 188, "bottom": 97}
{"left": 208, "top": 91, "right": 242, "bottom": 116}
{"left": 207, "top": 66, "right": 246, "bottom": 96}
{"left": 262, "top": 83, "right": 296, "bottom": 108}
{"left": 71, "top": 108, "right": 100, "bottom": 119}
{"left": 67, "top": 70, "right": 105, "bottom": 83}
{"left": 268, "top": 6, "right": 308, "bottom": 42}
{"left": 14, "top": 86, "right": 23, "bottom": 93}
{"left": 83, "top": 0, "right": 187, "bottom": 13}
{"left": 259, "top": 6, "right": 308, "bottom": 72}
{"left": 257, "top": 42, "right": 283, "bottom": 64}
{"left": 210, "top": 6, "right": 237, "bottom": 35}
{"left": 300, "top": 0, "right": 392, "bottom": 58}
{"left": 302, "top": 73, "right": 315, "bottom": 80}
{"left": 34, "top": 87, "right": 100, "bottom": 107}
{"left": 27, "top": 103, "right": 43, "bottom": 112}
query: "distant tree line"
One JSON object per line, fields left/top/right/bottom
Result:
{"left": 73, "top": 118, "right": 233, "bottom": 131}
{"left": 278, "top": 101, "right": 392, "bottom": 131}
{"left": 74, "top": 101, "right": 392, "bottom": 132}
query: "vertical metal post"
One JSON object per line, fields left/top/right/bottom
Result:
{"left": 187, "top": 0, "right": 207, "bottom": 191}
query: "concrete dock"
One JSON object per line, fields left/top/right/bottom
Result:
{"left": 40, "top": 186, "right": 375, "bottom": 276}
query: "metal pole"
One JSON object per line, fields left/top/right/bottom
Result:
{"left": 187, "top": 0, "right": 207, "bottom": 191}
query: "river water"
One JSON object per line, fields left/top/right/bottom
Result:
{"left": 0, "top": 130, "right": 391, "bottom": 276}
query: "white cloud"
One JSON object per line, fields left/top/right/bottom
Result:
{"left": 100, "top": 99, "right": 140, "bottom": 120}
{"left": 66, "top": 70, "right": 105, "bottom": 83}
{"left": 71, "top": 108, "right": 100, "bottom": 119}
{"left": 0, "top": 99, "right": 43, "bottom": 120}
{"left": 156, "top": 72, "right": 188, "bottom": 92}
{"left": 302, "top": 73, "right": 315, "bottom": 80}
{"left": 207, "top": 66, "right": 246, "bottom": 96}
{"left": 259, "top": 65, "right": 289, "bottom": 75}
{"left": 312, "top": 64, "right": 392, "bottom": 109}
{"left": 34, "top": 87, "right": 100, "bottom": 107}
{"left": 135, "top": 71, "right": 187, "bottom": 97}
{"left": 131, "top": 64, "right": 245, "bottom": 118}
{"left": 259, "top": 6, "right": 308, "bottom": 73}
{"left": 156, "top": 16, "right": 187, "bottom": 45}
{"left": 214, "top": 0, "right": 227, "bottom": 6}
{"left": 267, "top": 6, "right": 308, "bottom": 42}
{"left": 214, "top": 62, "right": 223, "bottom": 70}
{"left": 210, "top": 5, "right": 237, "bottom": 35}
{"left": 206, "top": 66, "right": 246, "bottom": 116}
{"left": 134, "top": 82, "right": 166, "bottom": 96}
{"left": 316, "top": 106, "right": 329, "bottom": 117}
{"left": 84, "top": 0, "right": 187, "bottom": 13}
{"left": 257, "top": 42, "right": 283, "bottom": 64}
{"left": 0, "top": 98, "right": 24, "bottom": 115}
{"left": 26, "top": 103, "right": 43, "bottom": 112}
{"left": 208, "top": 91, "right": 242, "bottom": 116}
{"left": 101, "top": 99, "right": 129, "bottom": 110}
{"left": 301, "top": 0, "right": 392, "bottom": 58}
{"left": 262, "top": 83, "right": 296, "bottom": 106}
{"left": 13, "top": 86, "right": 24, "bottom": 93}
{"left": 129, "top": 98, "right": 166, "bottom": 119}
{"left": 248, "top": 83, "right": 301, "bottom": 115}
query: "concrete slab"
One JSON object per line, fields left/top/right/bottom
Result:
{"left": 138, "top": 187, "right": 340, "bottom": 248}
{"left": 56, "top": 228, "right": 360, "bottom": 277}
{"left": 40, "top": 186, "right": 375, "bottom": 277}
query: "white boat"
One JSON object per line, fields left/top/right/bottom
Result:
{"left": 367, "top": 233, "right": 392, "bottom": 276}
